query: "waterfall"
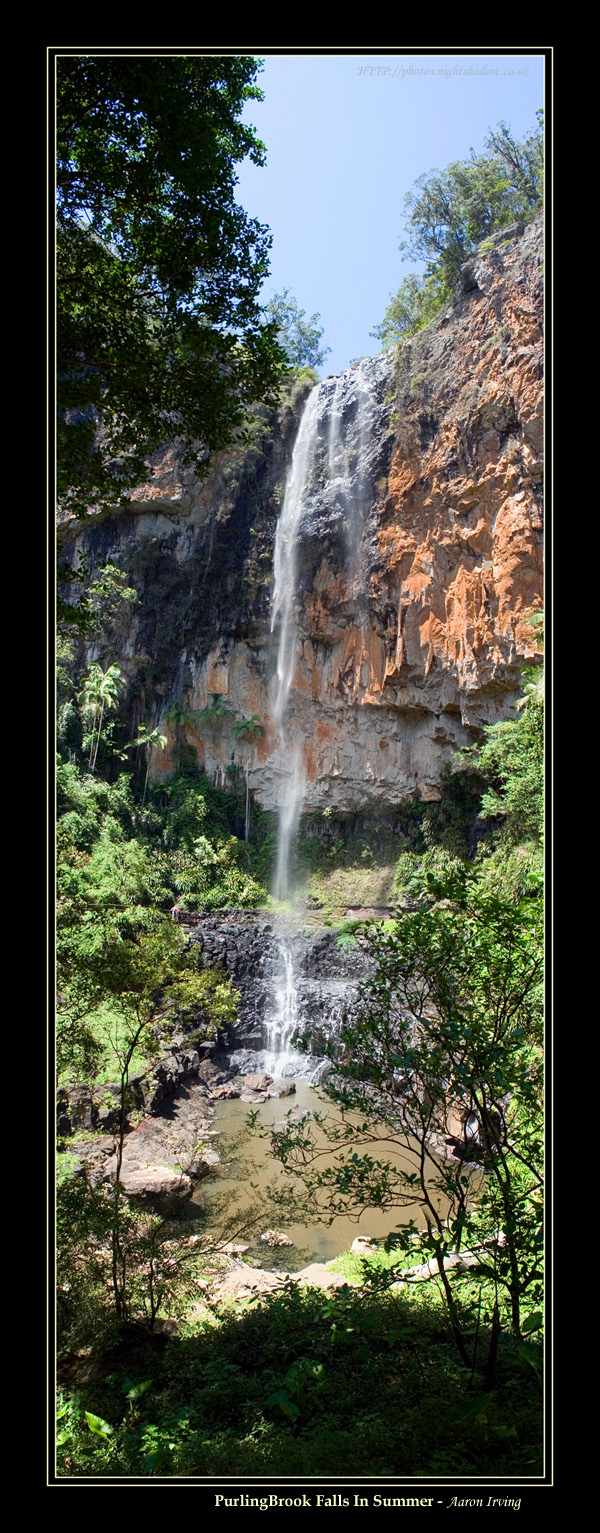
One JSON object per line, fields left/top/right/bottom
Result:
{"left": 265, "top": 385, "right": 321, "bottom": 1074}
{"left": 264, "top": 365, "right": 381, "bottom": 1078}
{"left": 263, "top": 938, "right": 300, "bottom": 1078}
{"left": 270, "top": 383, "right": 321, "bottom": 901}
{"left": 326, "top": 360, "right": 375, "bottom": 582}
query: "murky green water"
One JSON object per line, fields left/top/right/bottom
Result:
{"left": 193, "top": 1080, "right": 450, "bottom": 1271}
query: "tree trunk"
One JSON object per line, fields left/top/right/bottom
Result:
{"left": 434, "top": 1248, "right": 473, "bottom": 1371}
{"left": 91, "top": 700, "right": 105, "bottom": 774}
{"left": 111, "top": 1063, "right": 129, "bottom": 1320}
{"left": 88, "top": 710, "right": 98, "bottom": 769}
{"left": 142, "top": 750, "right": 151, "bottom": 807}
{"left": 483, "top": 1299, "right": 501, "bottom": 1391}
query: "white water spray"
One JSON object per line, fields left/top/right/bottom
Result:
{"left": 326, "top": 360, "right": 372, "bottom": 579}
{"left": 270, "top": 384, "right": 321, "bottom": 902}
{"left": 263, "top": 939, "right": 300, "bottom": 1077}
{"left": 264, "top": 366, "right": 381, "bottom": 1076}
{"left": 265, "top": 387, "right": 322, "bottom": 1073}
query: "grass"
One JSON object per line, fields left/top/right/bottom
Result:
{"left": 304, "top": 863, "right": 396, "bottom": 921}
{"left": 58, "top": 1002, "right": 155, "bottom": 1088}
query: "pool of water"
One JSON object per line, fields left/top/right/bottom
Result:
{"left": 193, "top": 1078, "right": 450, "bottom": 1271}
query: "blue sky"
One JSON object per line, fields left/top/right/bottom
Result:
{"left": 234, "top": 52, "right": 545, "bottom": 377}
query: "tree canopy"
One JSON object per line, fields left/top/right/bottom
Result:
{"left": 264, "top": 288, "right": 330, "bottom": 370}
{"left": 57, "top": 55, "right": 286, "bottom": 518}
{"left": 372, "top": 112, "right": 543, "bottom": 347}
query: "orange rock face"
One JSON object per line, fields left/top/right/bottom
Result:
{"left": 300, "top": 220, "right": 543, "bottom": 742}
{"left": 63, "top": 220, "right": 542, "bottom": 811}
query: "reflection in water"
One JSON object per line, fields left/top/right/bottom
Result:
{"left": 196, "top": 1080, "right": 451, "bottom": 1271}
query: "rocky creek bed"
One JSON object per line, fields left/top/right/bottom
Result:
{"left": 56, "top": 911, "right": 482, "bottom": 1293}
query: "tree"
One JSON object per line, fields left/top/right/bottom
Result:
{"left": 399, "top": 114, "right": 543, "bottom": 288}
{"left": 370, "top": 271, "right": 448, "bottom": 347}
{"left": 268, "top": 868, "right": 543, "bottom": 1372}
{"left": 58, "top": 558, "right": 139, "bottom": 642}
{"left": 57, "top": 55, "right": 286, "bottom": 520}
{"left": 79, "top": 662, "right": 125, "bottom": 772}
{"left": 265, "top": 288, "right": 330, "bottom": 370}
{"left": 476, "top": 614, "right": 544, "bottom": 847}
{"left": 128, "top": 723, "right": 168, "bottom": 807}
{"left": 372, "top": 113, "right": 543, "bottom": 346}
{"left": 485, "top": 116, "right": 544, "bottom": 213}
{"left": 232, "top": 713, "right": 265, "bottom": 839}
{"left": 57, "top": 913, "right": 237, "bottom": 1321}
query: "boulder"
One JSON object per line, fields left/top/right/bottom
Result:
{"left": 66, "top": 1085, "right": 96, "bottom": 1131}
{"left": 242, "top": 1072, "right": 273, "bottom": 1093}
{"left": 259, "top": 1229, "right": 294, "bottom": 1247}
{"left": 198, "top": 1059, "right": 232, "bottom": 1086}
{"left": 293, "top": 1264, "right": 358, "bottom": 1290}
{"left": 119, "top": 1165, "right": 192, "bottom": 1199}
{"left": 214, "top": 1264, "right": 288, "bottom": 1300}
{"left": 96, "top": 1105, "right": 120, "bottom": 1130}
{"left": 351, "top": 1236, "right": 380, "bottom": 1255}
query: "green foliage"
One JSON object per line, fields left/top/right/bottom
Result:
{"left": 197, "top": 694, "right": 233, "bottom": 724}
{"left": 269, "top": 866, "right": 543, "bottom": 1354}
{"left": 127, "top": 724, "right": 168, "bottom": 806}
{"left": 400, "top": 114, "right": 543, "bottom": 287}
{"left": 58, "top": 559, "right": 139, "bottom": 641}
{"left": 477, "top": 701, "right": 544, "bottom": 845}
{"left": 56, "top": 1171, "right": 222, "bottom": 1355}
{"left": 393, "top": 845, "right": 463, "bottom": 906}
{"left": 56, "top": 1276, "right": 542, "bottom": 1478}
{"left": 57, "top": 56, "right": 286, "bottom": 520}
{"left": 372, "top": 112, "right": 543, "bottom": 347}
{"left": 265, "top": 288, "right": 330, "bottom": 370}
{"left": 371, "top": 270, "right": 449, "bottom": 347}
{"left": 422, "top": 763, "right": 490, "bottom": 859}
{"left": 231, "top": 713, "right": 265, "bottom": 742}
{"left": 393, "top": 619, "right": 544, "bottom": 908}
{"left": 57, "top": 759, "right": 136, "bottom": 849}
{"left": 56, "top": 761, "right": 244, "bottom": 1081}
{"left": 79, "top": 662, "right": 126, "bottom": 773}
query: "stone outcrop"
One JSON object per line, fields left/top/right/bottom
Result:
{"left": 63, "top": 1077, "right": 219, "bottom": 1200}
{"left": 212, "top": 1257, "right": 359, "bottom": 1302}
{"left": 187, "top": 911, "right": 370, "bottom": 1061}
{"left": 57, "top": 1044, "right": 209, "bottom": 1137}
{"left": 60, "top": 218, "right": 542, "bottom": 810}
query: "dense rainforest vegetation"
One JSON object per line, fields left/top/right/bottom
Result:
{"left": 54, "top": 61, "right": 544, "bottom": 1481}
{"left": 57, "top": 55, "right": 287, "bottom": 525}
{"left": 55, "top": 616, "right": 544, "bottom": 1477}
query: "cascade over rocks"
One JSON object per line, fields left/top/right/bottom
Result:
{"left": 187, "top": 911, "right": 371, "bottom": 1073}
{"left": 61, "top": 218, "right": 542, "bottom": 810}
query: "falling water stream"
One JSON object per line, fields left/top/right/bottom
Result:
{"left": 270, "top": 384, "right": 320, "bottom": 905}
{"left": 265, "top": 368, "right": 381, "bottom": 1078}
{"left": 265, "top": 385, "right": 320, "bottom": 1076}
{"left": 206, "top": 362, "right": 451, "bottom": 1263}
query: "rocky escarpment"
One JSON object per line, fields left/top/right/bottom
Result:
{"left": 60, "top": 218, "right": 542, "bottom": 809}
{"left": 187, "top": 911, "right": 370, "bottom": 1069}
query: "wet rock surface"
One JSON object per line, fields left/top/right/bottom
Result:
{"left": 186, "top": 912, "right": 370, "bottom": 1062}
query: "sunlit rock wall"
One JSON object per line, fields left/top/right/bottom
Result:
{"left": 60, "top": 217, "right": 543, "bottom": 810}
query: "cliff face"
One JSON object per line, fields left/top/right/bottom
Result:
{"left": 61, "top": 217, "right": 543, "bottom": 811}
